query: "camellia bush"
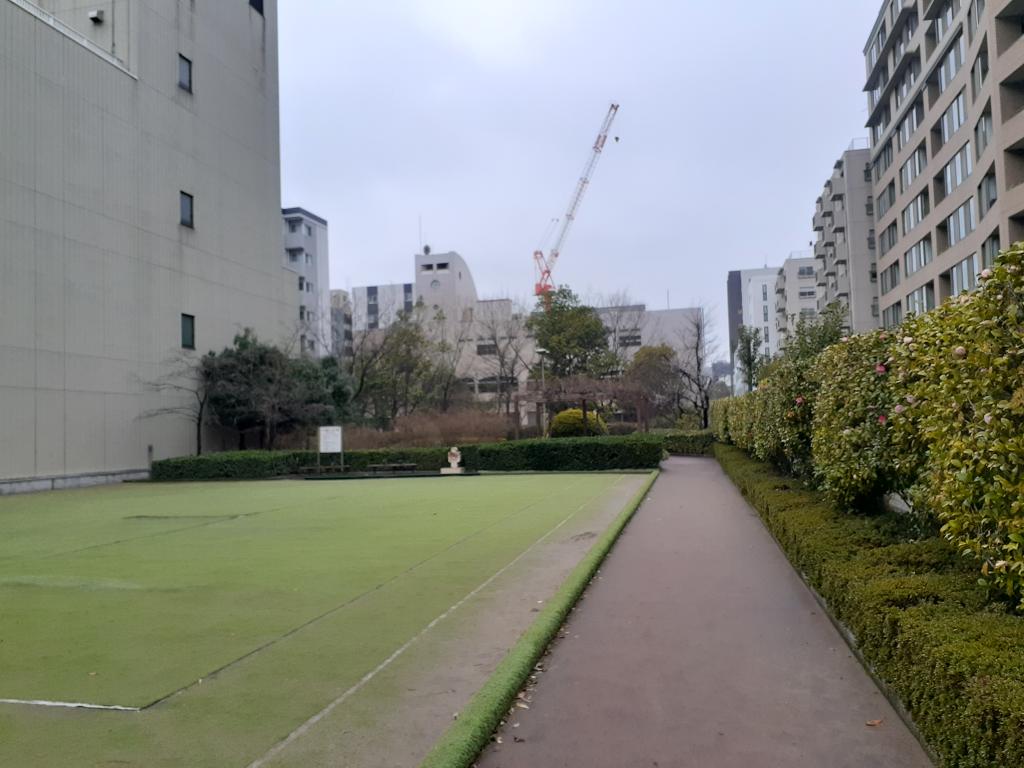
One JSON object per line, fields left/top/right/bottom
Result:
{"left": 709, "top": 398, "right": 731, "bottom": 442}
{"left": 811, "top": 329, "right": 902, "bottom": 511}
{"left": 890, "top": 245, "right": 1024, "bottom": 608}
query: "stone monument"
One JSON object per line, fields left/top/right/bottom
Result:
{"left": 441, "top": 446, "right": 464, "bottom": 475}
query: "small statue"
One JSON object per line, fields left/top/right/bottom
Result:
{"left": 442, "top": 446, "right": 464, "bottom": 475}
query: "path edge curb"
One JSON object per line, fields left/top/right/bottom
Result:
{"left": 418, "top": 469, "right": 660, "bottom": 768}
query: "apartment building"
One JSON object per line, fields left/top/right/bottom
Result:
{"left": 726, "top": 267, "right": 781, "bottom": 360}
{"left": 865, "top": 0, "right": 1024, "bottom": 329}
{"left": 0, "top": 0, "right": 292, "bottom": 488}
{"left": 774, "top": 252, "right": 819, "bottom": 343}
{"left": 282, "top": 207, "right": 331, "bottom": 356}
{"left": 812, "top": 145, "right": 880, "bottom": 331}
{"left": 330, "top": 289, "right": 354, "bottom": 360}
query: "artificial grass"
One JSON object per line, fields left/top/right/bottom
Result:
{"left": 0, "top": 474, "right": 643, "bottom": 767}
{"left": 419, "top": 470, "right": 659, "bottom": 768}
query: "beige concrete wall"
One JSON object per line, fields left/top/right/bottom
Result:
{"left": 0, "top": 0, "right": 294, "bottom": 480}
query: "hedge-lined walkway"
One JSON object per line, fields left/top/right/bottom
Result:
{"left": 478, "top": 457, "right": 932, "bottom": 768}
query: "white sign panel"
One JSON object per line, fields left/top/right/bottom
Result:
{"left": 318, "top": 426, "right": 343, "bottom": 454}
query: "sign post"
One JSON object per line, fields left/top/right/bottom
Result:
{"left": 318, "top": 426, "right": 343, "bottom": 475}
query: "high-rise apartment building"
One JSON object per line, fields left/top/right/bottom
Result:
{"left": 812, "top": 145, "right": 880, "bottom": 332}
{"left": 726, "top": 267, "right": 781, "bottom": 359}
{"left": 864, "top": 0, "right": 1024, "bottom": 329}
{"left": 282, "top": 208, "right": 331, "bottom": 357}
{"left": 0, "top": 0, "right": 292, "bottom": 489}
{"left": 774, "top": 252, "right": 819, "bottom": 344}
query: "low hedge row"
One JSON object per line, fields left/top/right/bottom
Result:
{"left": 715, "top": 444, "right": 1024, "bottom": 767}
{"left": 662, "top": 430, "right": 714, "bottom": 456}
{"left": 150, "top": 435, "right": 665, "bottom": 481}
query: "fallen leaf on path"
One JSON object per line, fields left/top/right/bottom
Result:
{"left": 865, "top": 719, "right": 883, "bottom": 727}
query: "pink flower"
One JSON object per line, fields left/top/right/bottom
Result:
{"left": 841, "top": 336, "right": 850, "bottom": 343}
{"left": 795, "top": 396, "right": 806, "bottom": 406}
{"left": 875, "top": 364, "right": 887, "bottom": 374}
{"left": 879, "top": 332, "right": 888, "bottom": 340}
{"left": 984, "top": 413, "right": 993, "bottom": 424}
{"left": 878, "top": 414, "right": 888, "bottom": 425}
{"left": 953, "top": 346, "right": 967, "bottom": 359}
{"left": 906, "top": 395, "right": 916, "bottom": 405}
{"left": 894, "top": 404, "right": 905, "bottom": 414}
{"left": 981, "top": 268, "right": 993, "bottom": 280}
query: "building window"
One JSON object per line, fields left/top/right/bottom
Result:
{"left": 906, "top": 283, "right": 936, "bottom": 316}
{"left": 938, "top": 91, "right": 967, "bottom": 146}
{"left": 904, "top": 236, "right": 934, "bottom": 276}
{"left": 882, "top": 301, "right": 903, "bottom": 329}
{"left": 476, "top": 343, "right": 499, "bottom": 356}
{"left": 901, "top": 189, "right": 933, "bottom": 234}
{"left": 981, "top": 231, "right": 1000, "bottom": 266}
{"left": 305, "top": 252, "right": 313, "bottom": 265}
{"left": 798, "top": 288, "right": 816, "bottom": 299}
{"left": 972, "top": 45, "right": 989, "bottom": 100}
{"left": 934, "top": 0, "right": 957, "bottom": 44}
{"left": 879, "top": 222, "right": 899, "bottom": 254}
{"left": 763, "top": 327, "right": 770, "bottom": 345}
{"left": 873, "top": 139, "right": 894, "bottom": 179}
{"left": 975, "top": 108, "right": 993, "bottom": 159}
{"left": 178, "top": 54, "right": 192, "bottom": 93}
{"left": 797, "top": 266, "right": 815, "bottom": 277}
{"left": 937, "top": 35, "right": 966, "bottom": 94}
{"left": 881, "top": 261, "right": 901, "bottom": 294}
{"left": 287, "top": 219, "right": 301, "bottom": 233}
{"left": 249, "top": 0, "right": 264, "bottom": 14}
{"left": 942, "top": 143, "right": 974, "bottom": 196}
{"left": 299, "top": 306, "right": 306, "bottom": 322}
{"left": 287, "top": 248, "right": 301, "bottom": 263}
{"left": 763, "top": 305, "right": 769, "bottom": 322}
{"left": 877, "top": 181, "right": 897, "bottom": 217}
{"left": 950, "top": 253, "right": 980, "bottom": 294}
{"left": 945, "top": 197, "right": 977, "bottom": 247}
{"left": 181, "top": 314, "right": 195, "bottom": 350}
{"left": 900, "top": 144, "right": 927, "bottom": 192}
{"left": 978, "top": 171, "right": 998, "bottom": 217}
{"left": 179, "top": 191, "right": 194, "bottom": 228}
{"left": 761, "top": 284, "right": 767, "bottom": 301}
{"left": 304, "top": 224, "right": 312, "bottom": 236}
{"left": 969, "top": 0, "right": 987, "bottom": 40}
{"left": 298, "top": 276, "right": 305, "bottom": 291}
{"left": 897, "top": 100, "right": 923, "bottom": 150}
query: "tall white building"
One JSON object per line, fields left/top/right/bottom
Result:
{"left": 282, "top": 207, "right": 331, "bottom": 356}
{"left": 0, "top": 0, "right": 293, "bottom": 489}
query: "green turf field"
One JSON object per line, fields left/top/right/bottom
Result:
{"left": 0, "top": 474, "right": 638, "bottom": 767}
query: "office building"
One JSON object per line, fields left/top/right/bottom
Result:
{"left": 282, "top": 207, "right": 331, "bottom": 356}
{"left": 0, "top": 0, "right": 293, "bottom": 489}
{"left": 864, "top": 0, "right": 1024, "bottom": 329}
{"left": 812, "top": 145, "right": 879, "bottom": 331}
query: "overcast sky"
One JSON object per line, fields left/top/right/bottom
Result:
{"left": 279, "top": 0, "right": 881, "bottom": 342}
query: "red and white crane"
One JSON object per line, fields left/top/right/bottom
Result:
{"left": 534, "top": 102, "right": 620, "bottom": 299}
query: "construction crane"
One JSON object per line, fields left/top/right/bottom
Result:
{"left": 534, "top": 103, "right": 620, "bottom": 301}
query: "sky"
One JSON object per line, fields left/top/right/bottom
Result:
{"left": 278, "top": 0, "right": 882, "bottom": 346}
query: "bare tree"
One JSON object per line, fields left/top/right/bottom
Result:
{"left": 594, "top": 291, "right": 647, "bottom": 373}
{"left": 672, "top": 307, "right": 718, "bottom": 430}
{"left": 475, "top": 299, "right": 532, "bottom": 415}
{"left": 139, "top": 352, "right": 213, "bottom": 455}
{"left": 424, "top": 305, "right": 473, "bottom": 413}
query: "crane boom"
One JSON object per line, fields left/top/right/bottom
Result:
{"left": 534, "top": 103, "right": 619, "bottom": 298}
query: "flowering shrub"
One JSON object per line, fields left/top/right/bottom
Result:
{"left": 709, "top": 398, "right": 731, "bottom": 442}
{"left": 810, "top": 330, "right": 901, "bottom": 510}
{"left": 890, "top": 244, "right": 1024, "bottom": 608}
{"left": 549, "top": 408, "right": 609, "bottom": 438}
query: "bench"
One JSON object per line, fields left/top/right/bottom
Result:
{"left": 366, "top": 463, "right": 418, "bottom": 474}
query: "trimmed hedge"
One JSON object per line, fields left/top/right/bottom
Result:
{"left": 715, "top": 444, "right": 1024, "bottom": 767}
{"left": 151, "top": 435, "right": 665, "bottom": 481}
{"left": 709, "top": 398, "right": 730, "bottom": 442}
{"left": 663, "top": 430, "right": 714, "bottom": 456}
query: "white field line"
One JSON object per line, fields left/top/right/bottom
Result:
{"left": 0, "top": 698, "right": 139, "bottom": 712}
{"left": 246, "top": 478, "right": 632, "bottom": 768}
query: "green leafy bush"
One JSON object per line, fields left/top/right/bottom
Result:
{"left": 715, "top": 444, "right": 1024, "bottom": 767}
{"left": 150, "top": 435, "right": 663, "bottom": 480}
{"left": 663, "top": 430, "right": 714, "bottom": 456}
{"left": 890, "top": 245, "right": 1024, "bottom": 608}
{"left": 811, "top": 329, "right": 902, "bottom": 510}
{"left": 709, "top": 398, "right": 730, "bottom": 442}
{"left": 548, "top": 408, "right": 609, "bottom": 438}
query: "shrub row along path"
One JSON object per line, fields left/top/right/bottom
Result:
{"left": 478, "top": 457, "right": 933, "bottom": 768}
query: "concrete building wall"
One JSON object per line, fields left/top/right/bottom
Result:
{"left": 350, "top": 282, "right": 412, "bottom": 331}
{"left": 812, "top": 146, "right": 880, "bottom": 332}
{"left": 775, "top": 253, "right": 819, "bottom": 343}
{"left": 865, "top": 0, "right": 1024, "bottom": 329}
{"left": 0, "top": 0, "right": 291, "bottom": 482}
{"left": 282, "top": 207, "right": 330, "bottom": 356}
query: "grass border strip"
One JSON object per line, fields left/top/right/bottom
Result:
{"left": 418, "top": 469, "right": 660, "bottom": 768}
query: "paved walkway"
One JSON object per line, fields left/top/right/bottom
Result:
{"left": 478, "top": 457, "right": 933, "bottom": 768}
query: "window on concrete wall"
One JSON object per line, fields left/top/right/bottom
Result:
{"left": 181, "top": 314, "right": 195, "bottom": 350}
{"left": 249, "top": 0, "right": 264, "bottom": 15}
{"left": 978, "top": 170, "right": 998, "bottom": 217}
{"left": 178, "top": 55, "right": 192, "bottom": 93}
{"left": 180, "top": 192, "right": 194, "bottom": 228}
